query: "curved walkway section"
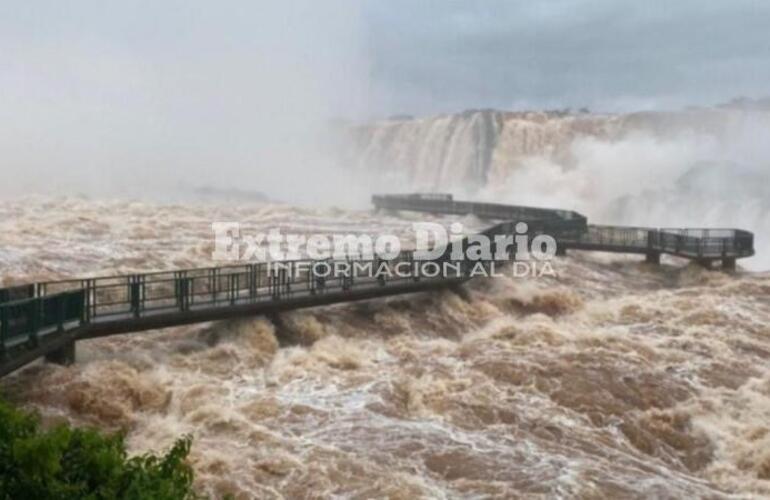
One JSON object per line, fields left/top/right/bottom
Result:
{"left": 0, "top": 193, "right": 755, "bottom": 376}
{"left": 373, "top": 193, "right": 754, "bottom": 265}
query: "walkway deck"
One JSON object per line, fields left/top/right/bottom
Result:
{"left": 373, "top": 193, "right": 754, "bottom": 263}
{"left": 0, "top": 193, "right": 755, "bottom": 376}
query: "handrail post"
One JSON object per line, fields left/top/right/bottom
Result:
{"left": 77, "top": 288, "right": 87, "bottom": 325}
{"left": 256, "top": 263, "right": 263, "bottom": 299}
{"left": 341, "top": 259, "right": 350, "bottom": 291}
{"left": 130, "top": 275, "right": 141, "bottom": 318}
{"left": 249, "top": 264, "right": 257, "bottom": 301}
{"left": 28, "top": 298, "right": 39, "bottom": 348}
{"left": 308, "top": 262, "right": 315, "bottom": 295}
{"left": 183, "top": 278, "right": 190, "bottom": 311}
{"left": 179, "top": 277, "right": 185, "bottom": 312}
{"left": 647, "top": 230, "right": 656, "bottom": 250}
{"left": 176, "top": 272, "right": 190, "bottom": 312}
{"left": 211, "top": 268, "right": 218, "bottom": 305}
{"left": 275, "top": 267, "right": 281, "bottom": 300}
{"left": 0, "top": 306, "right": 7, "bottom": 359}
{"left": 80, "top": 279, "right": 91, "bottom": 323}
{"left": 140, "top": 274, "right": 146, "bottom": 312}
{"left": 179, "top": 277, "right": 185, "bottom": 311}
{"left": 314, "top": 262, "right": 326, "bottom": 294}
{"left": 174, "top": 271, "right": 181, "bottom": 308}
{"left": 57, "top": 294, "right": 65, "bottom": 332}
{"left": 346, "top": 259, "right": 353, "bottom": 289}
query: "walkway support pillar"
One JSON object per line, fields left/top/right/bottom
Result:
{"left": 722, "top": 257, "right": 736, "bottom": 270}
{"left": 45, "top": 340, "right": 76, "bottom": 366}
{"left": 645, "top": 251, "right": 660, "bottom": 264}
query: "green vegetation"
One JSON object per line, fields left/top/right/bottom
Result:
{"left": 0, "top": 398, "right": 199, "bottom": 499}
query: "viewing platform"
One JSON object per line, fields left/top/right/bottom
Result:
{"left": 0, "top": 193, "right": 754, "bottom": 376}
{"left": 373, "top": 193, "right": 754, "bottom": 268}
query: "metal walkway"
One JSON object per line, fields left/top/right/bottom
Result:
{"left": 373, "top": 194, "right": 755, "bottom": 264}
{"left": 0, "top": 193, "right": 755, "bottom": 376}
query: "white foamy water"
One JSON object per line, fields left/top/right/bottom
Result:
{"left": 2, "top": 196, "right": 769, "bottom": 498}
{"left": 346, "top": 107, "right": 770, "bottom": 270}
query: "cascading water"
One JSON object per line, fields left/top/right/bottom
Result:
{"left": 346, "top": 107, "right": 770, "bottom": 269}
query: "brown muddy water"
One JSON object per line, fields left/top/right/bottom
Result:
{"left": 1, "top": 196, "right": 769, "bottom": 499}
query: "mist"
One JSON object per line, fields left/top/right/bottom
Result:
{"left": 2, "top": 1, "right": 769, "bottom": 248}
{"left": 0, "top": 1, "right": 370, "bottom": 205}
{"left": 484, "top": 111, "right": 770, "bottom": 270}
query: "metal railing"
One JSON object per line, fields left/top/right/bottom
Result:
{"left": 0, "top": 289, "right": 85, "bottom": 357}
{"left": 372, "top": 194, "right": 588, "bottom": 227}
{"left": 1, "top": 248, "right": 475, "bottom": 360}
{"left": 35, "top": 252, "right": 461, "bottom": 320}
{"left": 657, "top": 228, "right": 754, "bottom": 257}
{"left": 0, "top": 193, "right": 757, "bottom": 373}
{"left": 373, "top": 194, "right": 754, "bottom": 260}
{"left": 565, "top": 225, "right": 755, "bottom": 258}
{"left": 0, "top": 284, "right": 35, "bottom": 303}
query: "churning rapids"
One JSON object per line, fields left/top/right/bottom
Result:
{"left": 1, "top": 196, "right": 770, "bottom": 498}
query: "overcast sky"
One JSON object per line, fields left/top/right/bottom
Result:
{"left": 1, "top": 1, "right": 769, "bottom": 197}
{"left": 363, "top": 0, "right": 770, "bottom": 115}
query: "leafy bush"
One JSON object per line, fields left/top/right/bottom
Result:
{"left": 0, "top": 398, "right": 199, "bottom": 499}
